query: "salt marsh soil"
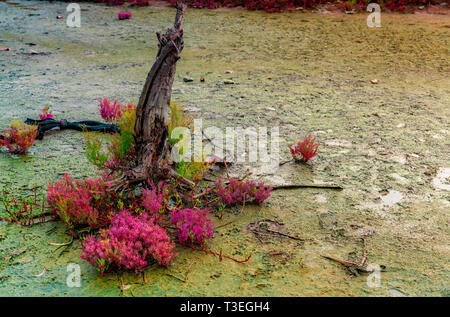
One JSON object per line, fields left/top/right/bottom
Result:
{"left": 0, "top": 1, "right": 449, "bottom": 296}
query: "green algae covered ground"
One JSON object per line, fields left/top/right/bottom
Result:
{"left": 0, "top": 1, "right": 449, "bottom": 296}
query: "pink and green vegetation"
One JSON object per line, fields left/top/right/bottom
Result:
{"left": 39, "top": 105, "right": 53, "bottom": 120}
{"left": 142, "top": 180, "right": 170, "bottom": 215}
{"left": 289, "top": 134, "right": 319, "bottom": 163}
{"left": 81, "top": 210, "right": 176, "bottom": 275}
{"left": 2, "top": 95, "right": 272, "bottom": 275}
{"left": 214, "top": 177, "right": 272, "bottom": 205}
{"left": 98, "top": 97, "right": 134, "bottom": 123}
{"left": 168, "top": 101, "right": 210, "bottom": 181}
{"left": 46, "top": 173, "right": 116, "bottom": 232}
{"left": 41, "top": 166, "right": 270, "bottom": 273}
{"left": 82, "top": 0, "right": 423, "bottom": 13}
{"left": 170, "top": 208, "right": 214, "bottom": 245}
{"left": 85, "top": 98, "right": 137, "bottom": 170}
{"left": 0, "top": 121, "right": 38, "bottom": 154}
{"left": 76, "top": 97, "right": 271, "bottom": 272}
{"left": 118, "top": 11, "right": 132, "bottom": 19}
{"left": 87, "top": 97, "right": 208, "bottom": 181}
{"left": 0, "top": 187, "right": 51, "bottom": 226}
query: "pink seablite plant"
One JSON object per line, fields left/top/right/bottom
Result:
{"left": 214, "top": 178, "right": 272, "bottom": 206}
{"left": 104, "top": 155, "right": 120, "bottom": 171}
{"left": 289, "top": 135, "right": 319, "bottom": 163}
{"left": 118, "top": 11, "right": 132, "bottom": 20}
{"left": 142, "top": 180, "right": 169, "bottom": 215}
{"left": 98, "top": 97, "right": 123, "bottom": 122}
{"left": 46, "top": 173, "right": 114, "bottom": 228}
{"left": 0, "top": 121, "right": 38, "bottom": 154}
{"left": 81, "top": 211, "right": 176, "bottom": 275}
{"left": 39, "top": 105, "right": 53, "bottom": 120}
{"left": 98, "top": 97, "right": 136, "bottom": 122}
{"left": 170, "top": 208, "right": 214, "bottom": 245}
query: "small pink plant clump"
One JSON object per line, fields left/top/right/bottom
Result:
{"left": 81, "top": 210, "right": 176, "bottom": 275}
{"left": 192, "top": 0, "right": 216, "bottom": 9}
{"left": 214, "top": 178, "right": 272, "bottom": 206}
{"left": 142, "top": 180, "right": 169, "bottom": 215}
{"left": 104, "top": 155, "right": 120, "bottom": 171}
{"left": 98, "top": 97, "right": 123, "bottom": 122}
{"left": 0, "top": 121, "right": 38, "bottom": 154}
{"left": 170, "top": 208, "right": 214, "bottom": 245}
{"left": 98, "top": 97, "right": 135, "bottom": 122}
{"left": 289, "top": 135, "right": 319, "bottom": 163}
{"left": 46, "top": 173, "right": 114, "bottom": 228}
{"left": 118, "top": 11, "right": 132, "bottom": 20}
{"left": 39, "top": 105, "right": 53, "bottom": 120}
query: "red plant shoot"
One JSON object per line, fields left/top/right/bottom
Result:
{"left": 0, "top": 187, "right": 53, "bottom": 226}
{"left": 81, "top": 210, "right": 176, "bottom": 275}
{"left": 214, "top": 177, "right": 272, "bottom": 206}
{"left": 289, "top": 134, "right": 319, "bottom": 163}
{"left": 1, "top": 121, "right": 38, "bottom": 154}
{"left": 39, "top": 105, "right": 53, "bottom": 120}
{"left": 98, "top": 97, "right": 123, "bottom": 122}
{"left": 118, "top": 11, "right": 132, "bottom": 20}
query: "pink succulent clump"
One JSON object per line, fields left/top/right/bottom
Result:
{"left": 289, "top": 134, "right": 319, "bottom": 162}
{"left": 214, "top": 178, "right": 272, "bottom": 206}
{"left": 98, "top": 97, "right": 123, "bottom": 122}
{"left": 118, "top": 11, "right": 132, "bottom": 20}
{"left": 1, "top": 121, "right": 38, "bottom": 154}
{"left": 81, "top": 210, "right": 176, "bottom": 275}
{"left": 104, "top": 156, "right": 120, "bottom": 171}
{"left": 142, "top": 180, "right": 169, "bottom": 215}
{"left": 39, "top": 105, "right": 53, "bottom": 120}
{"left": 170, "top": 208, "right": 214, "bottom": 245}
{"left": 122, "top": 102, "right": 135, "bottom": 113}
{"left": 46, "top": 173, "right": 114, "bottom": 227}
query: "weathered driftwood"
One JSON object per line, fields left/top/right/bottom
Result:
{"left": 23, "top": 118, "right": 120, "bottom": 140}
{"left": 111, "top": 2, "right": 189, "bottom": 191}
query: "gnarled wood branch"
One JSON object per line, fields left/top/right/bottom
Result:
{"left": 111, "top": 2, "right": 187, "bottom": 191}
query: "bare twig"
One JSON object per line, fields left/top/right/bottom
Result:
{"left": 266, "top": 229, "right": 306, "bottom": 241}
{"left": 166, "top": 273, "right": 186, "bottom": 282}
{"left": 166, "top": 262, "right": 195, "bottom": 283}
{"left": 270, "top": 184, "right": 343, "bottom": 191}
{"left": 321, "top": 255, "right": 359, "bottom": 267}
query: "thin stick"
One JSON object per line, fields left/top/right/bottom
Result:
{"left": 359, "top": 238, "right": 367, "bottom": 267}
{"left": 321, "top": 255, "right": 359, "bottom": 267}
{"left": 270, "top": 184, "right": 343, "bottom": 191}
{"left": 266, "top": 229, "right": 306, "bottom": 241}
{"left": 184, "top": 262, "right": 194, "bottom": 281}
{"left": 166, "top": 273, "right": 186, "bottom": 282}
{"left": 223, "top": 158, "right": 230, "bottom": 179}
{"left": 279, "top": 159, "right": 292, "bottom": 166}
{"left": 215, "top": 220, "right": 236, "bottom": 229}
{"left": 120, "top": 275, "right": 126, "bottom": 296}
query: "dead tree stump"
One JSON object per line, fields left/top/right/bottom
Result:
{"left": 111, "top": 2, "right": 191, "bottom": 191}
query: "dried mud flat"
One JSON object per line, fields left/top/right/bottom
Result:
{"left": 0, "top": 1, "right": 449, "bottom": 296}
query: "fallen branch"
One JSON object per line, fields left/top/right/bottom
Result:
{"left": 266, "top": 228, "right": 306, "bottom": 241}
{"left": 321, "top": 255, "right": 359, "bottom": 267}
{"left": 5, "top": 248, "right": 27, "bottom": 265}
{"left": 24, "top": 118, "right": 119, "bottom": 140}
{"left": 270, "top": 184, "right": 343, "bottom": 191}
{"left": 321, "top": 239, "right": 386, "bottom": 274}
{"left": 166, "top": 262, "right": 195, "bottom": 283}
